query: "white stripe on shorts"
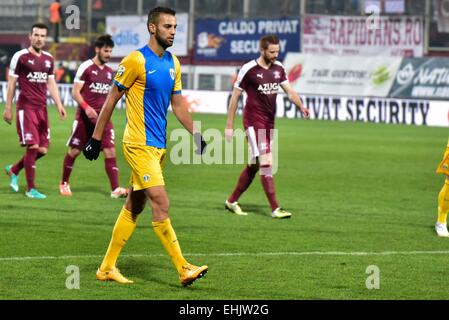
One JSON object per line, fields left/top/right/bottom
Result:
{"left": 66, "top": 120, "right": 78, "bottom": 146}
{"left": 18, "top": 109, "right": 25, "bottom": 144}
{"left": 247, "top": 126, "right": 260, "bottom": 160}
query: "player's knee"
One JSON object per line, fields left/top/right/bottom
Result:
{"left": 103, "top": 148, "right": 116, "bottom": 158}
{"left": 69, "top": 148, "right": 81, "bottom": 158}
{"left": 259, "top": 153, "right": 272, "bottom": 167}
{"left": 260, "top": 165, "right": 273, "bottom": 177}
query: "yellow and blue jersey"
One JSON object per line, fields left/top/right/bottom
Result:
{"left": 113, "top": 45, "right": 182, "bottom": 148}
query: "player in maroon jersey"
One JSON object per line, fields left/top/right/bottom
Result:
{"left": 59, "top": 34, "right": 128, "bottom": 198}
{"left": 3, "top": 23, "right": 67, "bottom": 199}
{"left": 225, "top": 35, "right": 310, "bottom": 219}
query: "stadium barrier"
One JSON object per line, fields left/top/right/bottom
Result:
{"left": 0, "top": 81, "right": 447, "bottom": 127}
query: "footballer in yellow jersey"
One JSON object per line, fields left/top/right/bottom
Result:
{"left": 83, "top": 6, "right": 208, "bottom": 285}
{"left": 436, "top": 138, "right": 449, "bottom": 237}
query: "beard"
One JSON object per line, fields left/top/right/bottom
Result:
{"left": 263, "top": 55, "right": 276, "bottom": 65}
{"left": 98, "top": 55, "right": 109, "bottom": 65}
{"left": 32, "top": 44, "right": 42, "bottom": 53}
{"left": 155, "top": 32, "right": 173, "bottom": 50}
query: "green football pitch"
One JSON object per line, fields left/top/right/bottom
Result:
{"left": 0, "top": 104, "right": 448, "bottom": 300}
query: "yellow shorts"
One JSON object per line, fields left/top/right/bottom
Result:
{"left": 437, "top": 140, "right": 449, "bottom": 175}
{"left": 123, "top": 144, "right": 167, "bottom": 190}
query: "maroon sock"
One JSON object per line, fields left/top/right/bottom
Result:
{"left": 105, "top": 157, "right": 119, "bottom": 191}
{"left": 62, "top": 154, "right": 75, "bottom": 183}
{"left": 11, "top": 151, "right": 46, "bottom": 176}
{"left": 260, "top": 167, "right": 279, "bottom": 211}
{"left": 24, "top": 148, "right": 38, "bottom": 191}
{"left": 228, "top": 166, "right": 258, "bottom": 203}
{"left": 11, "top": 158, "right": 24, "bottom": 175}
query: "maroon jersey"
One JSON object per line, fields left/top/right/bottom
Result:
{"left": 235, "top": 60, "right": 288, "bottom": 128}
{"left": 74, "top": 60, "right": 113, "bottom": 112}
{"left": 9, "top": 49, "right": 54, "bottom": 110}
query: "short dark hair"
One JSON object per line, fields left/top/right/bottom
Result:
{"left": 30, "top": 23, "right": 48, "bottom": 33}
{"left": 147, "top": 6, "right": 176, "bottom": 26}
{"left": 94, "top": 34, "right": 114, "bottom": 49}
{"left": 260, "top": 35, "right": 279, "bottom": 50}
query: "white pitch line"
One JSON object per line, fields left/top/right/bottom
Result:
{"left": 1, "top": 250, "right": 449, "bottom": 262}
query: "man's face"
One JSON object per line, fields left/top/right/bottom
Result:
{"left": 261, "top": 44, "right": 280, "bottom": 65}
{"left": 29, "top": 27, "right": 48, "bottom": 52}
{"left": 96, "top": 46, "right": 113, "bottom": 64}
{"left": 150, "top": 13, "right": 177, "bottom": 49}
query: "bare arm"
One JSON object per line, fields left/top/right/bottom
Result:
{"left": 92, "top": 85, "right": 125, "bottom": 140}
{"left": 281, "top": 82, "right": 310, "bottom": 119}
{"left": 225, "top": 88, "right": 243, "bottom": 140}
{"left": 3, "top": 76, "right": 18, "bottom": 124}
{"left": 47, "top": 76, "right": 67, "bottom": 119}
{"left": 72, "top": 81, "right": 98, "bottom": 119}
{"left": 171, "top": 93, "right": 196, "bottom": 134}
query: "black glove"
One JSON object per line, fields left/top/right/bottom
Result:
{"left": 194, "top": 132, "right": 207, "bottom": 155}
{"left": 83, "top": 137, "right": 101, "bottom": 161}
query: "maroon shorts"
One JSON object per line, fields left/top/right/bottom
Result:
{"left": 245, "top": 125, "right": 274, "bottom": 160}
{"left": 67, "top": 114, "right": 115, "bottom": 150}
{"left": 16, "top": 108, "right": 50, "bottom": 148}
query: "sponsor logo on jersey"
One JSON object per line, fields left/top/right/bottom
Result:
{"left": 258, "top": 82, "right": 279, "bottom": 95}
{"left": 89, "top": 82, "right": 111, "bottom": 94}
{"left": 27, "top": 71, "right": 48, "bottom": 83}
{"left": 92, "top": 70, "right": 98, "bottom": 76}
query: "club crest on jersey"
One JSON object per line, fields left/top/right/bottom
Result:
{"left": 117, "top": 65, "right": 125, "bottom": 77}
{"left": 107, "top": 72, "right": 112, "bottom": 80}
{"left": 273, "top": 71, "right": 281, "bottom": 79}
{"left": 169, "top": 68, "right": 175, "bottom": 80}
{"left": 45, "top": 60, "right": 51, "bottom": 68}
{"left": 143, "top": 174, "right": 151, "bottom": 182}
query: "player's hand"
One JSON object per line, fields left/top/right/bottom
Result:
{"left": 194, "top": 132, "right": 207, "bottom": 155}
{"left": 301, "top": 107, "right": 310, "bottom": 119}
{"left": 3, "top": 108, "right": 12, "bottom": 125}
{"left": 83, "top": 137, "right": 101, "bottom": 161}
{"left": 225, "top": 128, "right": 233, "bottom": 142}
{"left": 58, "top": 105, "right": 67, "bottom": 120}
{"left": 85, "top": 106, "right": 98, "bottom": 120}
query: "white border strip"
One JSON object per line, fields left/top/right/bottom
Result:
{"left": 1, "top": 250, "right": 449, "bottom": 262}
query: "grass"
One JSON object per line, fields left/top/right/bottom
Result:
{"left": 0, "top": 104, "right": 447, "bottom": 300}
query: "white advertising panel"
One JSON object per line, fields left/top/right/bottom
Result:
{"left": 106, "top": 14, "right": 188, "bottom": 57}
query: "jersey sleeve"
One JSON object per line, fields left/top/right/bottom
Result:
{"left": 234, "top": 67, "right": 249, "bottom": 91}
{"left": 74, "top": 63, "right": 89, "bottom": 84}
{"left": 172, "top": 54, "right": 182, "bottom": 95}
{"left": 48, "top": 57, "right": 55, "bottom": 79}
{"left": 278, "top": 62, "right": 289, "bottom": 85}
{"left": 8, "top": 51, "right": 22, "bottom": 78}
{"left": 113, "top": 51, "right": 143, "bottom": 90}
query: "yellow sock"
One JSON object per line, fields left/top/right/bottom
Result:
{"left": 152, "top": 218, "right": 187, "bottom": 274}
{"left": 438, "top": 181, "right": 449, "bottom": 224}
{"left": 100, "top": 207, "right": 137, "bottom": 271}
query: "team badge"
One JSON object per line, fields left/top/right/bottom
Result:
{"left": 107, "top": 72, "right": 112, "bottom": 80}
{"left": 45, "top": 60, "right": 51, "bottom": 68}
{"left": 169, "top": 68, "right": 175, "bottom": 80}
{"left": 143, "top": 174, "right": 151, "bottom": 182}
{"left": 273, "top": 71, "right": 281, "bottom": 79}
{"left": 117, "top": 65, "right": 125, "bottom": 77}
